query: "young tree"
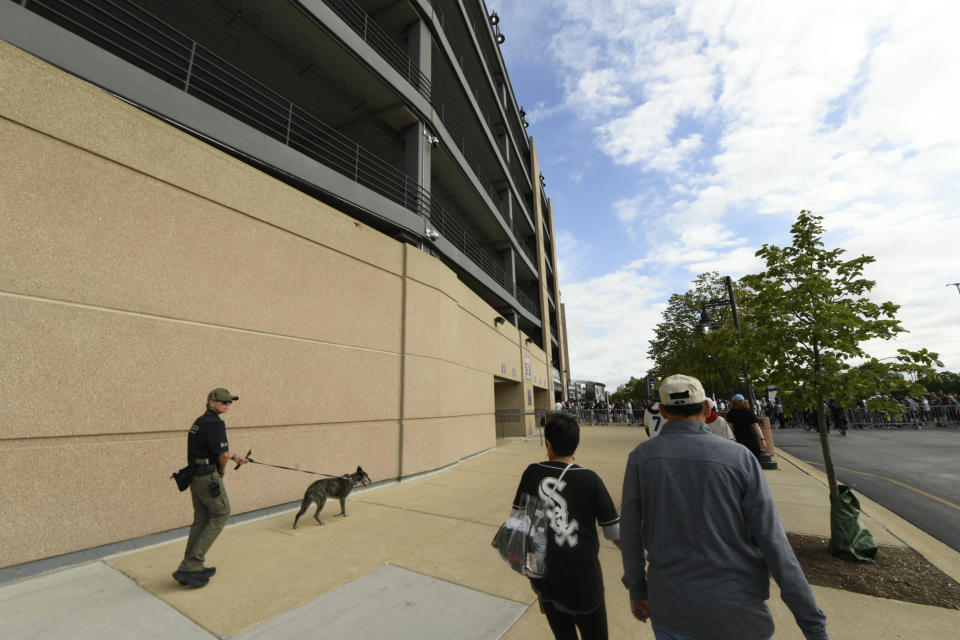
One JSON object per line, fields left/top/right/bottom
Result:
{"left": 739, "top": 211, "right": 941, "bottom": 500}
{"left": 917, "top": 370, "right": 960, "bottom": 396}
{"left": 610, "top": 377, "right": 645, "bottom": 402}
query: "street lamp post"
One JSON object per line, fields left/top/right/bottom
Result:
{"left": 696, "top": 276, "right": 777, "bottom": 470}
{"left": 696, "top": 276, "right": 751, "bottom": 403}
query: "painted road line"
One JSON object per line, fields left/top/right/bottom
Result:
{"left": 802, "top": 460, "right": 960, "bottom": 513}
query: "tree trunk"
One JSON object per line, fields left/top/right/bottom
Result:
{"left": 814, "top": 339, "right": 840, "bottom": 499}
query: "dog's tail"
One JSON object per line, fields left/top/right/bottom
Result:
{"left": 292, "top": 492, "right": 312, "bottom": 529}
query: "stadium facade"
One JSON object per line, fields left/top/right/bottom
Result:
{"left": 0, "top": 0, "right": 570, "bottom": 568}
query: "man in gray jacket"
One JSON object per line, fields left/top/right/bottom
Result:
{"left": 620, "top": 374, "right": 828, "bottom": 640}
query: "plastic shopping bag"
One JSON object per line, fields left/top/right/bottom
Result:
{"left": 491, "top": 493, "right": 548, "bottom": 578}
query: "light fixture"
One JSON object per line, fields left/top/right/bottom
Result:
{"left": 525, "top": 337, "right": 534, "bottom": 345}
{"left": 494, "top": 316, "right": 506, "bottom": 326}
{"left": 539, "top": 173, "right": 546, "bottom": 187}
{"left": 489, "top": 12, "right": 505, "bottom": 44}
{"left": 696, "top": 306, "right": 719, "bottom": 336}
{"left": 425, "top": 227, "right": 440, "bottom": 242}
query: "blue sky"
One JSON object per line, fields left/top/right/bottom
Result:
{"left": 492, "top": 0, "right": 960, "bottom": 388}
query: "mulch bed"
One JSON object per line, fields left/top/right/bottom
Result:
{"left": 787, "top": 533, "right": 960, "bottom": 609}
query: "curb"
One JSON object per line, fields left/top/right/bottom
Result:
{"left": 775, "top": 448, "right": 960, "bottom": 583}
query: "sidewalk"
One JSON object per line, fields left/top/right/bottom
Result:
{"left": 2, "top": 427, "right": 959, "bottom": 639}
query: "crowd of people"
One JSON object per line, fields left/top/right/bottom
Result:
{"left": 559, "top": 388, "right": 960, "bottom": 432}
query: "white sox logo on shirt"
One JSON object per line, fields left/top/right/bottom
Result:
{"left": 539, "top": 477, "right": 579, "bottom": 548}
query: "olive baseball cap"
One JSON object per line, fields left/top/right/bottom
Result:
{"left": 208, "top": 387, "right": 239, "bottom": 402}
{"left": 659, "top": 374, "right": 706, "bottom": 406}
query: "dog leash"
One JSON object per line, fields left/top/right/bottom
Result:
{"left": 235, "top": 449, "right": 340, "bottom": 478}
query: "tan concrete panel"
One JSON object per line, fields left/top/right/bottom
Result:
{"left": 0, "top": 297, "right": 400, "bottom": 438}
{"left": 453, "top": 306, "right": 487, "bottom": 372}
{"left": 0, "top": 119, "right": 402, "bottom": 353}
{"left": 404, "top": 245, "right": 461, "bottom": 299}
{"left": 466, "top": 307, "right": 526, "bottom": 376}
{"left": 400, "top": 416, "right": 495, "bottom": 476}
{"left": 0, "top": 420, "right": 398, "bottom": 567}
{"left": 404, "top": 250, "right": 531, "bottom": 378}
{"left": 402, "top": 355, "right": 493, "bottom": 420}
{"left": 403, "top": 278, "right": 460, "bottom": 362}
{"left": 0, "top": 42, "right": 403, "bottom": 276}
{"left": 452, "top": 276, "right": 510, "bottom": 332}
{"left": 403, "top": 252, "right": 521, "bottom": 376}
{"left": 491, "top": 346, "right": 526, "bottom": 385}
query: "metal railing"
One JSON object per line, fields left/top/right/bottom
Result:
{"left": 20, "top": 0, "right": 540, "bottom": 318}
{"left": 314, "top": 0, "right": 534, "bottom": 291}
{"left": 843, "top": 406, "right": 960, "bottom": 429}
{"left": 322, "top": 0, "right": 511, "bottom": 235}
{"left": 773, "top": 406, "right": 960, "bottom": 429}
{"left": 321, "top": 0, "right": 431, "bottom": 100}
{"left": 560, "top": 408, "right": 642, "bottom": 426}
{"left": 517, "top": 224, "right": 537, "bottom": 265}
{"left": 424, "top": 0, "right": 532, "bottom": 205}
{"left": 427, "top": 0, "right": 529, "bottom": 158}
{"left": 495, "top": 410, "right": 548, "bottom": 441}
{"left": 431, "top": 80, "right": 502, "bottom": 208}
{"left": 424, "top": 0, "right": 498, "bottom": 135}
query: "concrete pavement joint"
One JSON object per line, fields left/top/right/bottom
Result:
{"left": 354, "top": 499, "right": 500, "bottom": 528}
{"left": 384, "top": 562, "right": 534, "bottom": 607}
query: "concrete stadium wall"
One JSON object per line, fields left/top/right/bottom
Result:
{"left": 0, "top": 41, "right": 548, "bottom": 568}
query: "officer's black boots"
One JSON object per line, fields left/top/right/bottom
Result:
{"left": 172, "top": 570, "right": 209, "bottom": 587}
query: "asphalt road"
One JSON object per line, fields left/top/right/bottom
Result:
{"left": 773, "top": 426, "right": 960, "bottom": 552}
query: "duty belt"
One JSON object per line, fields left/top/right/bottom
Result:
{"left": 191, "top": 458, "right": 217, "bottom": 475}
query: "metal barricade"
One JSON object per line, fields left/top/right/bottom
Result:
{"left": 842, "top": 406, "right": 960, "bottom": 429}
{"left": 558, "top": 407, "right": 641, "bottom": 426}
{"left": 495, "top": 410, "right": 549, "bottom": 442}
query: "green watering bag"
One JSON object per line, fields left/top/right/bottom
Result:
{"left": 829, "top": 484, "right": 878, "bottom": 563}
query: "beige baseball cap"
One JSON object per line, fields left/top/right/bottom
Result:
{"left": 659, "top": 374, "right": 706, "bottom": 406}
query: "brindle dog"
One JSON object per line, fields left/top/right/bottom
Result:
{"left": 293, "top": 466, "right": 371, "bottom": 528}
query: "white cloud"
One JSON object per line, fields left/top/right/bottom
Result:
{"left": 561, "top": 268, "right": 667, "bottom": 386}
{"left": 512, "top": 0, "right": 960, "bottom": 380}
{"left": 555, "top": 230, "right": 589, "bottom": 288}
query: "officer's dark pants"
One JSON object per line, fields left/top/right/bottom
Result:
{"left": 178, "top": 472, "right": 230, "bottom": 572}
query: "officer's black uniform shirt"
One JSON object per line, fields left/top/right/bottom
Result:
{"left": 187, "top": 409, "right": 230, "bottom": 472}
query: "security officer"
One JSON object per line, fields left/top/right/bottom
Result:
{"left": 173, "top": 388, "right": 248, "bottom": 588}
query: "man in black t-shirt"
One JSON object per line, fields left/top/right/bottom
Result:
{"left": 512, "top": 414, "right": 621, "bottom": 639}
{"left": 173, "top": 388, "right": 248, "bottom": 588}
